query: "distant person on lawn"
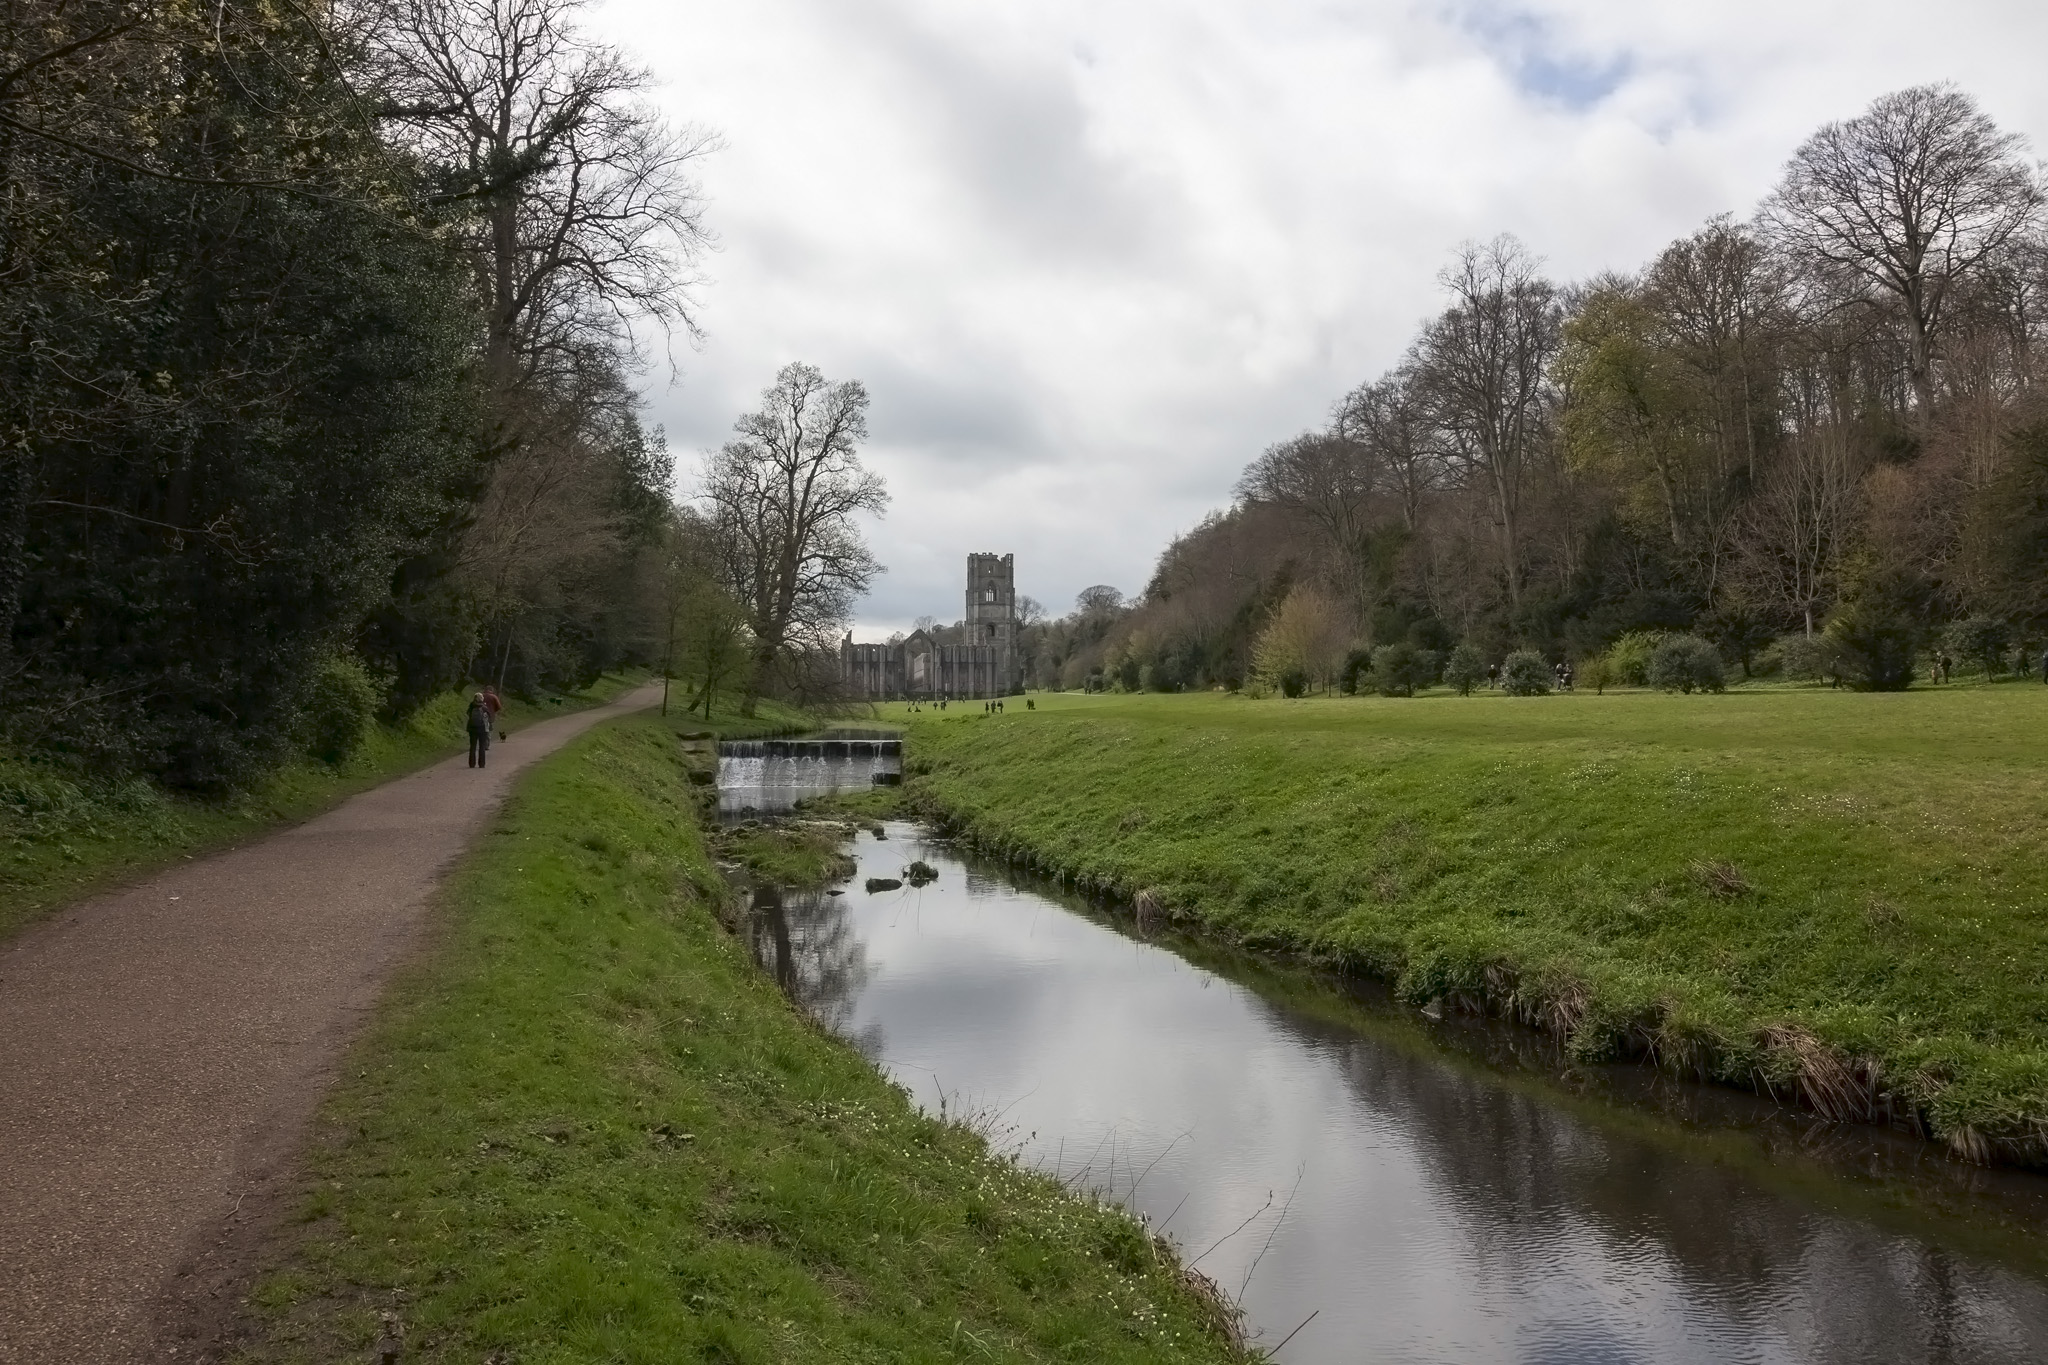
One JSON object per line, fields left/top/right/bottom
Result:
{"left": 467, "top": 693, "right": 493, "bottom": 769}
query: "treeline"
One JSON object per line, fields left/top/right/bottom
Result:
{"left": 1, "top": 0, "right": 716, "bottom": 789}
{"left": 1039, "top": 84, "right": 2048, "bottom": 696}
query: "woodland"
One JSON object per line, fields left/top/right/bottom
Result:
{"left": 1017, "top": 85, "right": 2048, "bottom": 700}
{"left": 1, "top": 0, "right": 878, "bottom": 795}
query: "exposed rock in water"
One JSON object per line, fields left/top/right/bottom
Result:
{"left": 905, "top": 860, "right": 938, "bottom": 886}
{"left": 864, "top": 877, "right": 903, "bottom": 893}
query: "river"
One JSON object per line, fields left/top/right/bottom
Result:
{"left": 718, "top": 751, "right": 2048, "bottom": 1363}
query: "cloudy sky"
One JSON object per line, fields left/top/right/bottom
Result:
{"left": 591, "top": 0, "right": 2048, "bottom": 639}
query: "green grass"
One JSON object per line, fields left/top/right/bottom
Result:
{"left": 230, "top": 713, "right": 1248, "bottom": 1364}
{"left": 0, "top": 677, "right": 805, "bottom": 938}
{"left": 900, "top": 684, "right": 2048, "bottom": 1162}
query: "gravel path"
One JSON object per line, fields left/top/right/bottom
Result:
{"left": 0, "top": 685, "right": 665, "bottom": 1363}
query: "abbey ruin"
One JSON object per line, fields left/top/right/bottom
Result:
{"left": 840, "top": 553, "right": 1023, "bottom": 700}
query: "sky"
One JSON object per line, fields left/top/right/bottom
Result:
{"left": 590, "top": 0, "right": 2048, "bottom": 640}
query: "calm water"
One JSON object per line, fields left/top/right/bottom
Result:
{"left": 715, "top": 729, "right": 900, "bottom": 817}
{"left": 737, "top": 816, "right": 2048, "bottom": 1364}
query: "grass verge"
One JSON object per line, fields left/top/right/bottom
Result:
{"left": 899, "top": 687, "right": 2048, "bottom": 1164}
{"left": 229, "top": 713, "right": 1248, "bottom": 1364}
{"left": 0, "top": 678, "right": 801, "bottom": 939}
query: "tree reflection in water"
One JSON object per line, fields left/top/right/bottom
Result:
{"left": 746, "top": 884, "right": 879, "bottom": 1054}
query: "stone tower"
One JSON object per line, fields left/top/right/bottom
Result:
{"left": 965, "top": 553, "right": 1019, "bottom": 692}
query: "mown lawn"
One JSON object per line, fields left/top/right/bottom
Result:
{"left": 231, "top": 714, "right": 1247, "bottom": 1364}
{"left": 899, "top": 683, "right": 2048, "bottom": 1160}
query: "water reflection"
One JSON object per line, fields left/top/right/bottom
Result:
{"left": 744, "top": 824, "right": 2048, "bottom": 1364}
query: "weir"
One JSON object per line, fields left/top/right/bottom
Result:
{"left": 717, "top": 738, "right": 902, "bottom": 759}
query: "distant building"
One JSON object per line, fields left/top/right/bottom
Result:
{"left": 841, "top": 553, "right": 1022, "bottom": 699}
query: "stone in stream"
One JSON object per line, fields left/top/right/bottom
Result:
{"left": 864, "top": 877, "right": 903, "bottom": 893}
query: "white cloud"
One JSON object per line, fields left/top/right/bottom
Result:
{"left": 592, "top": 0, "right": 2048, "bottom": 636}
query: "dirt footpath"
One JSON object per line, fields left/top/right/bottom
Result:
{"left": 0, "top": 685, "right": 664, "bottom": 1364}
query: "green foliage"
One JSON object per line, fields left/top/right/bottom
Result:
{"left": 903, "top": 688, "right": 2048, "bottom": 1158}
{"left": 234, "top": 717, "right": 1247, "bottom": 1362}
{"left": 1499, "top": 649, "right": 1552, "bottom": 696}
{"left": 1943, "top": 616, "right": 2012, "bottom": 680}
{"left": 1604, "top": 631, "right": 1663, "bottom": 687}
{"left": 1369, "top": 642, "right": 1436, "bottom": 697}
{"left": 301, "top": 656, "right": 385, "bottom": 767}
{"left": 1776, "top": 633, "right": 1842, "bottom": 682}
{"left": 1829, "top": 569, "right": 1934, "bottom": 692}
{"left": 1279, "top": 669, "right": 1308, "bottom": 698}
{"left": 1646, "top": 635, "right": 1726, "bottom": 694}
{"left": 1444, "top": 643, "right": 1487, "bottom": 695}
{"left": 1576, "top": 652, "right": 1614, "bottom": 693}
{"left": 1, "top": 4, "right": 481, "bottom": 790}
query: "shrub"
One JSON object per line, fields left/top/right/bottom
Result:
{"left": 1499, "top": 649, "right": 1551, "bottom": 696}
{"left": 1646, "top": 634, "right": 1726, "bottom": 694}
{"left": 1368, "top": 642, "right": 1430, "bottom": 696}
{"left": 1576, "top": 652, "right": 1613, "bottom": 693}
{"left": 1339, "top": 648, "right": 1373, "bottom": 696}
{"left": 1604, "top": 630, "right": 1662, "bottom": 687}
{"left": 302, "top": 654, "right": 383, "bottom": 766}
{"left": 1941, "top": 616, "right": 2011, "bottom": 679}
{"left": 1776, "top": 633, "right": 1842, "bottom": 683}
{"left": 1829, "top": 567, "right": 1932, "bottom": 692}
{"left": 1443, "top": 642, "right": 1486, "bottom": 695}
{"left": 1278, "top": 669, "right": 1307, "bottom": 698}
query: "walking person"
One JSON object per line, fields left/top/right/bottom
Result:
{"left": 481, "top": 684, "right": 503, "bottom": 728}
{"left": 466, "top": 692, "right": 493, "bottom": 769}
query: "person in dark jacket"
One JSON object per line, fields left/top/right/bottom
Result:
{"left": 467, "top": 693, "right": 493, "bottom": 769}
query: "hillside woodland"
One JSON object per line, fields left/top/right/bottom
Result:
{"left": 0, "top": 0, "right": 740, "bottom": 791}
{"left": 1022, "top": 86, "right": 2048, "bottom": 699}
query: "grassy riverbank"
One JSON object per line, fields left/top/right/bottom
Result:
{"left": 0, "top": 676, "right": 799, "bottom": 938}
{"left": 228, "top": 713, "right": 1247, "bottom": 1363}
{"left": 901, "top": 686, "right": 2048, "bottom": 1163}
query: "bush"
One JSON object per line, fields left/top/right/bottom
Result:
{"left": 1576, "top": 652, "right": 1613, "bottom": 693}
{"left": 1368, "top": 642, "right": 1430, "bottom": 697}
{"left": 1941, "top": 616, "right": 2011, "bottom": 679}
{"left": 1339, "top": 648, "right": 1373, "bottom": 696}
{"left": 1603, "top": 630, "right": 1661, "bottom": 687}
{"left": 1443, "top": 642, "right": 1486, "bottom": 695}
{"left": 1646, "top": 635, "right": 1726, "bottom": 694}
{"left": 301, "top": 654, "right": 384, "bottom": 766}
{"left": 1776, "top": 633, "right": 1841, "bottom": 683}
{"left": 1828, "top": 569, "right": 1932, "bottom": 692}
{"left": 1499, "top": 649, "right": 1551, "bottom": 696}
{"left": 1278, "top": 669, "right": 1307, "bottom": 698}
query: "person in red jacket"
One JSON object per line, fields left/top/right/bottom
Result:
{"left": 466, "top": 693, "right": 493, "bottom": 769}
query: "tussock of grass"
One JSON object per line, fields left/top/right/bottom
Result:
{"left": 902, "top": 688, "right": 2048, "bottom": 1163}
{"left": 231, "top": 715, "right": 1248, "bottom": 1364}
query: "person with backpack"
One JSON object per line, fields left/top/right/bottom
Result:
{"left": 466, "top": 693, "right": 493, "bottom": 769}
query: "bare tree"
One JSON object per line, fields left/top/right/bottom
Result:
{"left": 1644, "top": 214, "right": 1789, "bottom": 483}
{"left": 1336, "top": 367, "right": 1440, "bottom": 534}
{"left": 703, "top": 363, "right": 887, "bottom": 713}
{"left": 1737, "top": 425, "right": 1866, "bottom": 636}
{"left": 1761, "top": 83, "right": 2041, "bottom": 418}
{"left": 1235, "top": 430, "right": 1377, "bottom": 613}
{"left": 1075, "top": 585, "right": 1125, "bottom": 616}
{"left": 1416, "top": 236, "right": 1563, "bottom": 606}
{"left": 365, "top": 0, "right": 717, "bottom": 387}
